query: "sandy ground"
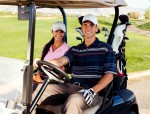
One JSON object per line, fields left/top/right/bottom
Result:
{"left": 0, "top": 57, "right": 24, "bottom": 101}
{"left": 128, "top": 76, "right": 150, "bottom": 114}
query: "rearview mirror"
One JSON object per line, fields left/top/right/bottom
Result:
{"left": 18, "top": 5, "right": 29, "bottom": 20}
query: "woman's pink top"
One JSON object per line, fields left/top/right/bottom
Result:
{"left": 43, "top": 42, "right": 69, "bottom": 61}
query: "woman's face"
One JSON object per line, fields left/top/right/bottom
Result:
{"left": 52, "top": 30, "right": 65, "bottom": 41}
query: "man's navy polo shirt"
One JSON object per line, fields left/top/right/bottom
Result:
{"left": 64, "top": 38, "right": 116, "bottom": 80}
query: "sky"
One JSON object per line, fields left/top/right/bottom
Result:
{"left": 125, "top": 0, "right": 150, "bottom": 10}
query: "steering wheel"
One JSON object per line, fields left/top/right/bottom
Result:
{"left": 36, "top": 60, "right": 70, "bottom": 83}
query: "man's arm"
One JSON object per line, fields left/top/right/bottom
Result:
{"left": 47, "top": 56, "right": 69, "bottom": 67}
{"left": 92, "top": 73, "right": 113, "bottom": 93}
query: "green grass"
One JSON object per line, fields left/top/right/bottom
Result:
{"left": 0, "top": 16, "right": 150, "bottom": 73}
{"left": 126, "top": 33, "right": 150, "bottom": 72}
{"left": 129, "top": 19, "right": 150, "bottom": 31}
{"left": 0, "top": 16, "right": 28, "bottom": 59}
{"left": 138, "top": 21, "right": 150, "bottom": 31}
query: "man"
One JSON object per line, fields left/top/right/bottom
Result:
{"left": 33, "top": 14, "right": 116, "bottom": 114}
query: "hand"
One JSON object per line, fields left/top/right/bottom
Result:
{"left": 33, "top": 74, "right": 43, "bottom": 83}
{"left": 79, "top": 88, "right": 96, "bottom": 105}
{"left": 33, "top": 58, "right": 40, "bottom": 68}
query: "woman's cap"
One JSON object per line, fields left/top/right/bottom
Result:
{"left": 82, "top": 14, "right": 98, "bottom": 25}
{"left": 52, "top": 21, "right": 66, "bottom": 32}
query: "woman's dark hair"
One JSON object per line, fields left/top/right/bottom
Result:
{"left": 41, "top": 37, "right": 54, "bottom": 60}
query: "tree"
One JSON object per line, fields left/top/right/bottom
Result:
{"left": 145, "top": 9, "right": 150, "bottom": 19}
{"left": 128, "top": 12, "right": 141, "bottom": 19}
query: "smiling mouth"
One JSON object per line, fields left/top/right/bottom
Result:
{"left": 56, "top": 36, "right": 62, "bottom": 38}
{"left": 85, "top": 32, "right": 92, "bottom": 36}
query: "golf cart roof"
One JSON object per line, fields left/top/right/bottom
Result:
{"left": 0, "top": 0, "right": 127, "bottom": 8}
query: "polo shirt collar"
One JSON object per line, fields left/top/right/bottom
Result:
{"left": 81, "top": 38, "right": 99, "bottom": 48}
{"left": 50, "top": 42, "right": 65, "bottom": 52}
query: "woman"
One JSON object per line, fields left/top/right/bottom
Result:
{"left": 33, "top": 21, "right": 69, "bottom": 82}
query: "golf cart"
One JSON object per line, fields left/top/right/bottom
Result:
{"left": 0, "top": 0, "right": 139, "bottom": 114}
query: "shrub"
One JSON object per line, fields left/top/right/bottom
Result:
{"left": 128, "top": 12, "right": 141, "bottom": 19}
{"left": 138, "top": 22, "right": 150, "bottom": 31}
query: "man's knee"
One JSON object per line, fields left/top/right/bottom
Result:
{"left": 68, "top": 93, "right": 85, "bottom": 105}
{"left": 61, "top": 93, "right": 85, "bottom": 114}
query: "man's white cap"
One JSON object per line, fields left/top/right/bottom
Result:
{"left": 82, "top": 14, "right": 98, "bottom": 25}
{"left": 52, "top": 21, "right": 66, "bottom": 32}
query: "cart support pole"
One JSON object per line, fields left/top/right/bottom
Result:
{"left": 58, "top": 7, "right": 67, "bottom": 43}
{"left": 107, "top": 6, "right": 119, "bottom": 45}
{"left": 22, "top": 2, "right": 36, "bottom": 114}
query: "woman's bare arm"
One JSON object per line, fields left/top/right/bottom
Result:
{"left": 33, "top": 56, "right": 69, "bottom": 68}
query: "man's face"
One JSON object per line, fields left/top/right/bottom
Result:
{"left": 81, "top": 21, "right": 98, "bottom": 39}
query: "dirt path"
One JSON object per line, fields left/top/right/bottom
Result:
{"left": 128, "top": 75, "right": 150, "bottom": 114}
{"left": 127, "top": 25, "right": 150, "bottom": 36}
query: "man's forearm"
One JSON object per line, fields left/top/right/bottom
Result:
{"left": 92, "top": 73, "right": 113, "bottom": 93}
{"left": 47, "top": 56, "right": 68, "bottom": 67}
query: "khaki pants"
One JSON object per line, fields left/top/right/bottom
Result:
{"left": 32, "top": 83, "right": 101, "bottom": 114}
